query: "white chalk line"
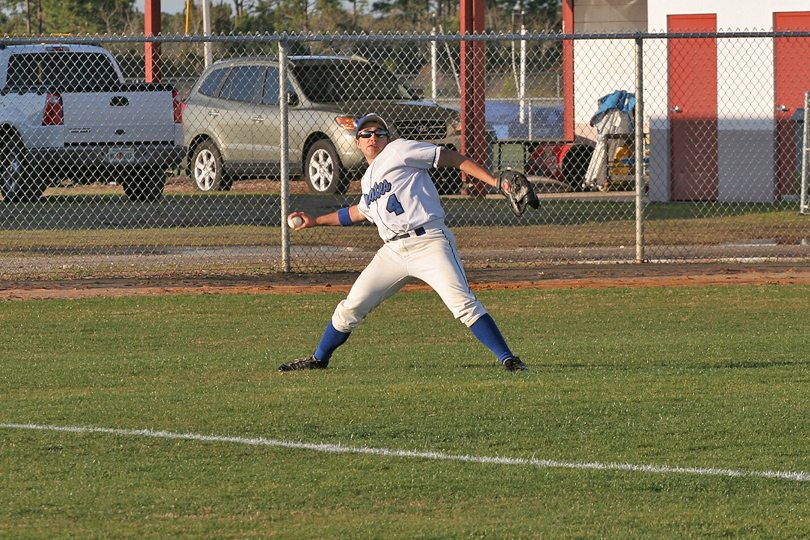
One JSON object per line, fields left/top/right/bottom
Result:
{"left": 2, "top": 422, "right": 808, "bottom": 482}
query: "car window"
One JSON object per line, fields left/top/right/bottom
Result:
{"left": 219, "top": 65, "right": 266, "bottom": 103}
{"left": 261, "top": 67, "right": 295, "bottom": 106}
{"left": 291, "top": 60, "right": 413, "bottom": 103}
{"left": 197, "top": 67, "right": 230, "bottom": 98}
{"left": 262, "top": 67, "right": 280, "bottom": 105}
{"left": 6, "top": 52, "right": 119, "bottom": 89}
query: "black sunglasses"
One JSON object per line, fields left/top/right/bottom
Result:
{"left": 357, "top": 129, "right": 390, "bottom": 139}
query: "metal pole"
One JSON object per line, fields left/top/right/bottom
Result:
{"left": 801, "top": 91, "right": 809, "bottom": 215}
{"left": 202, "top": 0, "right": 212, "bottom": 67}
{"left": 634, "top": 36, "right": 645, "bottom": 263}
{"left": 144, "top": 0, "right": 162, "bottom": 82}
{"left": 520, "top": 11, "right": 527, "bottom": 125}
{"left": 512, "top": 11, "right": 521, "bottom": 123}
{"left": 280, "top": 39, "right": 291, "bottom": 272}
{"left": 431, "top": 19, "right": 438, "bottom": 102}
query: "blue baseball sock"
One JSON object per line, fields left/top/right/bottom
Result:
{"left": 469, "top": 314, "right": 514, "bottom": 363}
{"left": 313, "top": 321, "right": 351, "bottom": 365}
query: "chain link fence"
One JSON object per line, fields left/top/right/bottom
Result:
{"left": 0, "top": 32, "right": 808, "bottom": 278}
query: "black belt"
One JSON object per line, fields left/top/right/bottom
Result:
{"left": 389, "top": 226, "right": 426, "bottom": 241}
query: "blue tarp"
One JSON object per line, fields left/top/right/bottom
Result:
{"left": 583, "top": 90, "right": 636, "bottom": 191}
{"left": 590, "top": 90, "right": 635, "bottom": 132}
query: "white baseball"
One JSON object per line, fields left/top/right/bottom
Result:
{"left": 287, "top": 215, "right": 304, "bottom": 228}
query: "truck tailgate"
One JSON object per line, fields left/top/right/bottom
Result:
{"left": 62, "top": 91, "right": 176, "bottom": 143}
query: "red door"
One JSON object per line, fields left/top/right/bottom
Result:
{"left": 668, "top": 14, "right": 718, "bottom": 201}
{"left": 774, "top": 12, "right": 810, "bottom": 197}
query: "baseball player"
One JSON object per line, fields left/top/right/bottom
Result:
{"left": 278, "top": 113, "right": 528, "bottom": 372}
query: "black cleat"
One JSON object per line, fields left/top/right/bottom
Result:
{"left": 277, "top": 355, "right": 327, "bottom": 372}
{"left": 503, "top": 356, "right": 528, "bottom": 372}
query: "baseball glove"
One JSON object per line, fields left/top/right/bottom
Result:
{"left": 497, "top": 170, "right": 540, "bottom": 216}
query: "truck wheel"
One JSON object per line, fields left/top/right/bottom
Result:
{"left": 191, "top": 140, "right": 228, "bottom": 192}
{"left": 304, "top": 139, "right": 348, "bottom": 194}
{"left": 0, "top": 143, "right": 45, "bottom": 203}
{"left": 123, "top": 166, "right": 166, "bottom": 202}
{"left": 560, "top": 144, "right": 594, "bottom": 192}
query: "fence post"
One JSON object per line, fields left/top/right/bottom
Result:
{"left": 519, "top": 11, "right": 527, "bottom": 125}
{"left": 280, "top": 37, "right": 291, "bottom": 272}
{"left": 202, "top": 0, "right": 213, "bottom": 68}
{"left": 634, "top": 35, "right": 645, "bottom": 263}
{"left": 801, "top": 91, "right": 809, "bottom": 216}
{"left": 430, "top": 23, "right": 438, "bottom": 101}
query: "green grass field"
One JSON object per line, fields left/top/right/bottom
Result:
{"left": 2, "top": 285, "right": 809, "bottom": 538}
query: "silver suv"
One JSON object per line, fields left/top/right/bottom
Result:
{"left": 183, "top": 55, "right": 463, "bottom": 194}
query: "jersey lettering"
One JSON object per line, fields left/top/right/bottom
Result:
{"left": 363, "top": 180, "right": 392, "bottom": 206}
{"left": 386, "top": 193, "right": 404, "bottom": 215}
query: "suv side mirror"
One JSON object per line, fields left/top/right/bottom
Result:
{"left": 286, "top": 91, "right": 299, "bottom": 107}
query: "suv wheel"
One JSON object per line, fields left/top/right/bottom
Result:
{"left": 191, "top": 140, "right": 229, "bottom": 192}
{"left": 305, "top": 139, "right": 348, "bottom": 194}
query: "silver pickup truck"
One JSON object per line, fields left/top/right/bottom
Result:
{"left": 0, "top": 44, "right": 184, "bottom": 202}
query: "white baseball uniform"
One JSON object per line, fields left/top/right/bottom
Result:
{"left": 330, "top": 139, "right": 488, "bottom": 333}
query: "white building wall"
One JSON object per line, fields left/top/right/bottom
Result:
{"left": 716, "top": 37, "right": 774, "bottom": 202}
{"left": 575, "top": 0, "right": 808, "bottom": 202}
{"left": 648, "top": 0, "right": 810, "bottom": 32}
{"left": 573, "top": 39, "right": 637, "bottom": 143}
{"left": 572, "top": 1, "right": 645, "bottom": 156}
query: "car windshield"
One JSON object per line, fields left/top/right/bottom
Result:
{"left": 291, "top": 60, "right": 414, "bottom": 103}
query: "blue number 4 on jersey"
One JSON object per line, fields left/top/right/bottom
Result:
{"left": 386, "top": 194, "right": 404, "bottom": 215}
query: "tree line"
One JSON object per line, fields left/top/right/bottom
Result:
{"left": 0, "top": 0, "right": 561, "bottom": 36}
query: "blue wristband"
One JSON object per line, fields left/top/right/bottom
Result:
{"left": 337, "top": 207, "right": 353, "bottom": 226}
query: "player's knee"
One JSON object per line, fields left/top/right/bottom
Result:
{"left": 456, "top": 302, "right": 488, "bottom": 327}
{"left": 332, "top": 301, "right": 369, "bottom": 333}
{"left": 331, "top": 312, "right": 359, "bottom": 333}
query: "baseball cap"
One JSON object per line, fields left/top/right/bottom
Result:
{"left": 355, "top": 113, "right": 390, "bottom": 139}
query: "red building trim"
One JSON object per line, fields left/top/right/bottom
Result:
{"left": 774, "top": 11, "right": 810, "bottom": 196}
{"left": 562, "top": 0, "right": 574, "bottom": 142}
